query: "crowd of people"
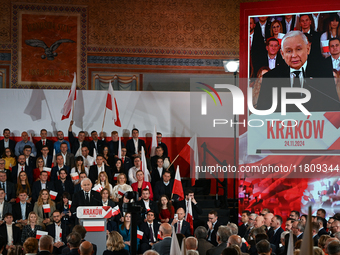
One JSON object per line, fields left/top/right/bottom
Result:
{"left": 249, "top": 13, "right": 340, "bottom": 111}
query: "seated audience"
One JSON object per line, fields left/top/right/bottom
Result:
{"left": 21, "top": 212, "right": 42, "bottom": 244}
{"left": 118, "top": 213, "right": 139, "bottom": 252}
{"left": 37, "top": 235, "right": 54, "bottom": 255}
{"left": 0, "top": 171, "right": 15, "bottom": 203}
{"left": 56, "top": 192, "right": 74, "bottom": 228}
{"left": 46, "top": 210, "right": 70, "bottom": 254}
{"left": 54, "top": 169, "right": 74, "bottom": 203}
{"left": 139, "top": 210, "right": 160, "bottom": 253}
{"left": 0, "top": 188, "right": 12, "bottom": 225}
{"left": 100, "top": 188, "right": 115, "bottom": 207}
{"left": 11, "top": 155, "right": 33, "bottom": 185}
{"left": 33, "top": 157, "right": 49, "bottom": 182}
{"left": 170, "top": 208, "right": 191, "bottom": 237}
{"left": 0, "top": 129, "right": 16, "bottom": 158}
{"left": 64, "top": 232, "right": 82, "bottom": 255}
{"left": 112, "top": 159, "right": 128, "bottom": 183}
{"left": 40, "top": 146, "right": 52, "bottom": 168}
{"left": 73, "top": 172, "right": 87, "bottom": 194}
{"left": 194, "top": 226, "right": 214, "bottom": 255}
{"left": 33, "top": 189, "right": 56, "bottom": 226}
{"left": 51, "top": 154, "right": 70, "bottom": 182}
{"left": 158, "top": 195, "right": 174, "bottom": 224}
{"left": 89, "top": 154, "right": 112, "bottom": 185}
{"left": 16, "top": 172, "right": 32, "bottom": 202}
{"left": 95, "top": 172, "right": 113, "bottom": 199}
{"left": 153, "top": 171, "right": 174, "bottom": 202}
{"left": 128, "top": 157, "right": 142, "bottom": 184}
{"left": 0, "top": 213, "right": 21, "bottom": 252}
{"left": 70, "top": 156, "right": 89, "bottom": 185}
{"left": 102, "top": 146, "right": 115, "bottom": 169}
{"left": 151, "top": 223, "right": 172, "bottom": 254}
{"left": 131, "top": 170, "right": 153, "bottom": 200}
{"left": 104, "top": 231, "right": 129, "bottom": 255}
{"left": 136, "top": 188, "right": 158, "bottom": 221}
{"left": 15, "top": 132, "right": 36, "bottom": 157}
{"left": 12, "top": 190, "right": 33, "bottom": 227}
{"left": 54, "top": 131, "right": 71, "bottom": 155}
{"left": 59, "top": 142, "right": 75, "bottom": 169}
{"left": 2, "top": 148, "right": 16, "bottom": 170}
{"left": 206, "top": 226, "right": 232, "bottom": 255}
{"left": 32, "top": 171, "right": 54, "bottom": 203}
{"left": 111, "top": 174, "right": 132, "bottom": 203}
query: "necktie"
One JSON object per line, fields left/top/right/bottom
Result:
{"left": 122, "top": 157, "right": 124, "bottom": 164}
{"left": 85, "top": 192, "right": 90, "bottom": 204}
{"left": 177, "top": 221, "right": 181, "bottom": 233}
{"left": 21, "top": 167, "right": 24, "bottom": 172}
{"left": 43, "top": 140, "right": 45, "bottom": 146}
{"left": 1, "top": 183, "right": 3, "bottom": 189}
{"left": 149, "top": 224, "right": 154, "bottom": 243}
{"left": 293, "top": 71, "right": 301, "bottom": 88}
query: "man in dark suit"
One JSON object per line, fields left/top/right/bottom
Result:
{"left": 32, "top": 171, "right": 55, "bottom": 202}
{"left": 0, "top": 213, "right": 21, "bottom": 252}
{"left": 317, "top": 216, "right": 328, "bottom": 236}
{"left": 120, "top": 147, "right": 132, "bottom": 170}
{"left": 126, "top": 128, "right": 146, "bottom": 159}
{"left": 11, "top": 154, "right": 33, "bottom": 185}
{"left": 152, "top": 223, "right": 172, "bottom": 255}
{"left": 281, "top": 15, "right": 296, "bottom": 34}
{"left": 35, "top": 129, "right": 54, "bottom": 157}
{"left": 60, "top": 142, "right": 75, "bottom": 169}
{"left": 68, "top": 120, "right": 90, "bottom": 157}
{"left": 156, "top": 132, "right": 168, "bottom": 157}
{"left": 0, "top": 160, "right": 12, "bottom": 183}
{"left": 54, "top": 169, "right": 74, "bottom": 203}
{"left": 88, "top": 155, "right": 112, "bottom": 185}
{"left": 257, "top": 30, "right": 340, "bottom": 112}
{"left": 40, "top": 145, "right": 53, "bottom": 168}
{"left": 0, "top": 129, "right": 16, "bottom": 157}
{"left": 140, "top": 210, "right": 160, "bottom": 253}
{"left": 206, "top": 210, "right": 222, "bottom": 246}
{"left": 153, "top": 171, "right": 174, "bottom": 202}
{"left": 312, "top": 222, "right": 320, "bottom": 246}
{"left": 195, "top": 226, "right": 214, "bottom": 255}
{"left": 292, "top": 220, "right": 304, "bottom": 240}
{"left": 37, "top": 235, "right": 54, "bottom": 255}
{"left": 269, "top": 215, "right": 284, "bottom": 251}
{"left": 238, "top": 210, "right": 250, "bottom": 238}
{"left": 70, "top": 178, "right": 102, "bottom": 214}
{"left": 0, "top": 171, "right": 15, "bottom": 203}
{"left": 51, "top": 154, "right": 71, "bottom": 182}
{"left": 175, "top": 189, "right": 203, "bottom": 229}
{"left": 207, "top": 226, "right": 232, "bottom": 255}
{"left": 23, "top": 145, "right": 36, "bottom": 169}
{"left": 46, "top": 210, "right": 71, "bottom": 254}
{"left": 150, "top": 147, "right": 174, "bottom": 178}
{"left": 108, "top": 131, "right": 124, "bottom": 157}
{"left": 0, "top": 189, "right": 12, "bottom": 225}
{"left": 12, "top": 190, "right": 33, "bottom": 225}
{"left": 151, "top": 157, "right": 167, "bottom": 187}
{"left": 137, "top": 188, "right": 158, "bottom": 222}
{"left": 88, "top": 131, "right": 105, "bottom": 157}
{"left": 65, "top": 232, "right": 82, "bottom": 255}
{"left": 169, "top": 208, "right": 190, "bottom": 237}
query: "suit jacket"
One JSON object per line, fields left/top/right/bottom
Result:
{"left": 151, "top": 166, "right": 167, "bottom": 187}
{"left": 257, "top": 60, "right": 340, "bottom": 112}
{"left": 207, "top": 220, "right": 222, "bottom": 246}
{"left": 0, "top": 139, "right": 16, "bottom": 157}
{"left": 318, "top": 227, "right": 328, "bottom": 237}
{"left": 0, "top": 224, "right": 21, "bottom": 245}
{"left": 36, "top": 139, "right": 54, "bottom": 157}
{"left": 269, "top": 227, "right": 284, "bottom": 250}
{"left": 12, "top": 202, "right": 33, "bottom": 222}
{"left": 197, "top": 238, "right": 214, "bottom": 255}
{"left": 169, "top": 219, "right": 191, "bottom": 237}
{"left": 131, "top": 181, "right": 153, "bottom": 200}
{"left": 158, "top": 142, "right": 168, "bottom": 157}
{"left": 175, "top": 199, "right": 203, "bottom": 220}
{"left": 68, "top": 131, "right": 90, "bottom": 156}
{"left": 2, "top": 181, "right": 16, "bottom": 202}
{"left": 25, "top": 156, "right": 36, "bottom": 169}
{"left": 11, "top": 165, "right": 33, "bottom": 185}
{"left": 238, "top": 223, "right": 248, "bottom": 238}
{"left": 70, "top": 190, "right": 102, "bottom": 213}
{"left": 41, "top": 155, "right": 53, "bottom": 168}
{"left": 89, "top": 140, "right": 105, "bottom": 156}
{"left": 253, "top": 52, "right": 285, "bottom": 80}
{"left": 62, "top": 240, "right": 97, "bottom": 255}
{"left": 306, "top": 29, "right": 323, "bottom": 62}
{"left": 313, "top": 234, "right": 320, "bottom": 246}
{"left": 51, "top": 165, "right": 71, "bottom": 182}
{"left": 152, "top": 236, "right": 171, "bottom": 255}
{"left": 281, "top": 15, "right": 296, "bottom": 34}
{"left": 32, "top": 180, "right": 55, "bottom": 202}
{"left": 0, "top": 201, "right": 12, "bottom": 216}
{"left": 46, "top": 222, "right": 70, "bottom": 244}
{"left": 136, "top": 199, "right": 158, "bottom": 220}
{"left": 108, "top": 140, "right": 124, "bottom": 157}
{"left": 140, "top": 220, "right": 160, "bottom": 246}
{"left": 207, "top": 242, "right": 228, "bottom": 255}
{"left": 153, "top": 179, "right": 174, "bottom": 202}
{"left": 126, "top": 138, "right": 146, "bottom": 158}
{"left": 119, "top": 156, "right": 133, "bottom": 171}
{"left": 89, "top": 164, "right": 112, "bottom": 185}
{"left": 150, "top": 156, "right": 174, "bottom": 178}
{"left": 54, "top": 179, "right": 74, "bottom": 202}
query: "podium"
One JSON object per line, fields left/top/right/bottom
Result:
{"left": 77, "top": 206, "right": 112, "bottom": 255}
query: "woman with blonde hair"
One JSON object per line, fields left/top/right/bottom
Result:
{"left": 23, "top": 237, "right": 38, "bottom": 255}
{"left": 270, "top": 20, "right": 283, "bottom": 39}
{"left": 96, "top": 172, "right": 114, "bottom": 198}
{"left": 16, "top": 171, "right": 32, "bottom": 202}
{"left": 112, "top": 173, "right": 132, "bottom": 203}
{"left": 104, "top": 231, "right": 129, "bottom": 255}
{"left": 21, "top": 211, "right": 42, "bottom": 244}
{"left": 33, "top": 189, "right": 56, "bottom": 226}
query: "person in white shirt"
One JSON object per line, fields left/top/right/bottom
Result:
{"left": 81, "top": 146, "right": 94, "bottom": 168}
{"left": 128, "top": 156, "right": 142, "bottom": 184}
{"left": 330, "top": 38, "right": 340, "bottom": 71}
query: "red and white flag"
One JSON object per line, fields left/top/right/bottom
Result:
{"left": 92, "top": 184, "right": 103, "bottom": 192}
{"left": 113, "top": 173, "right": 119, "bottom": 181}
{"left": 43, "top": 167, "right": 51, "bottom": 173}
{"left": 43, "top": 204, "right": 51, "bottom": 213}
{"left": 49, "top": 191, "right": 58, "bottom": 200}
{"left": 118, "top": 188, "right": 126, "bottom": 197}
{"left": 68, "top": 200, "right": 72, "bottom": 209}
{"left": 93, "top": 148, "right": 97, "bottom": 165}
{"left": 61, "top": 72, "right": 77, "bottom": 120}
{"left": 172, "top": 165, "right": 184, "bottom": 201}
{"left": 150, "top": 125, "right": 157, "bottom": 157}
{"left": 179, "top": 134, "right": 199, "bottom": 186}
{"left": 112, "top": 205, "right": 120, "bottom": 216}
{"left": 277, "top": 33, "right": 285, "bottom": 45}
{"left": 141, "top": 146, "right": 151, "bottom": 182}
{"left": 118, "top": 136, "right": 122, "bottom": 159}
{"left": 9, "top": 163, "right": 12, "bottom": 171}
{"left": 70, "top": 172, "right": 79, "bottom": 181}
{"left": 137, "top": 230, "right": 144, "bottom": 240}
{"left": 36, "top": 230, "right": 48, "bottom": 239}
{"left": 186, "top": 197, "right": 194, "bottom": 235}
{"left": 106, "top": 81, "right": 121, "bottom": 127}
{"left": 322, "top": 40, "right": 330, "bottom": 53}
{"left": 157, "top": 231, "right": 163, "bottom": 240}
{"left": 83, "top": 220, "right": 105, "bottom": 232}
{"left": 51, "top": 149, "right": 56, "bottom": 168}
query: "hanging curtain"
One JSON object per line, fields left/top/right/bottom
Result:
{"left": 94, "top": 74, "right": 137, "bottom": 91}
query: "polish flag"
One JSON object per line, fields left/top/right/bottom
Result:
{"left": 9, "top": 163, "right": 12, "bottom": 171}
{"left": 157, "top": 231, "right": 163, "bottom": 240}
{"left": 36, "top": 230, "right": 48, "bottom": 239}
{"left": 51, "top": 149, "right": 56, "bottom": 168}
{"left": 137, "top": 230, "right": 144, "bottom": 240}
{"left": 186, "top": 198, "right": 194, "bottom": 235}
{"left": 49, "top": 191, "right": 58, "bottom": 200}
{"left": 83, "top": 220, "right": 105, "bottom": 232}
{"left": 170, "top": 224, "right": 181, "bottom": 255}
{"left": 93, "top": 149, "right": 97, "bottom": 165}
{"left": 277, "top": 33, "right": 285, "bottom": 45}
{"left": 61, "top": 72, "right": 77, "bottom": 120}
{"left": 322, "top": 40, "right": 330, "bottom": 53}
{"left": 106, "top": 81, "right": 121, "bottom": 127}
{"left": 112, "top": 205, "right": 121, "bottom": 216}
{"left": 118, "top": 188, "right": 125, "bottom": 197}
{"left": 70, "top": 172, "right": 79, "bottom": 181}
{"left": 43, "top": 167, "right": 51, "bottom": 173}
{"left": 118, "top": 136, "right": 122, "bottom": 159}
{"left": 68, "top": 200, "right": 72, "bottom": 209}
{"left": 150, "top": 125, "right": 157, "bottom": 157}
{"left": 141, "top": 146, "right": 151, "bottom": 182}
{"left": 178, "top": 134, "right": 199, "bottom": 186}
{"left": 92, "top": 184, "right": 103, "bottom": 192}
{"left": 113, "top": 173, "right": 119, "bottom": 181}
{"left": 171, "top": 165, "right": 184, "bottom": 201}
{"left": 43, "top": 204, "right": 51, "bottom": 213}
